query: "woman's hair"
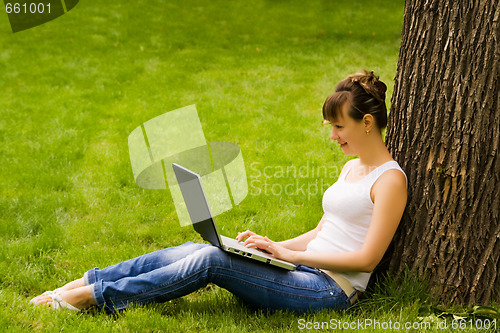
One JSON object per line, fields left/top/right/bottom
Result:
{"left": 322, "top": 70, "right": 388, "bottom": 130}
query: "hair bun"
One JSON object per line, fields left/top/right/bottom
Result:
{"left": 347, "top": 70, "right": 386, "bottom": 102}
{"left": 374, "top": 80, "right": 387, "bottom": 101}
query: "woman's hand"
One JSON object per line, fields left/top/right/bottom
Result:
{"left": 236, "top": 230, "right": 272, "bottom": 248}
{"left": 237, "top": 230, "right": 296, "bottom": 262}
{"left": 235, "top": 230, "right": 258, "bottom": 243}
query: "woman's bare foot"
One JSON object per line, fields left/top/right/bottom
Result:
{"left": 30, "top": 286, "right": 96, "bottom": 310}
{"left": 29, "top": 277, "right": 86, "bottom": 305}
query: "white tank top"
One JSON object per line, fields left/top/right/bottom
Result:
{"left": 306, "top": 159, "right": 407, "bottom": 291}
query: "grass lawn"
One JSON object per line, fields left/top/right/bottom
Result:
{"left": 3, "top": 0, "right": 496, "bottom": 332}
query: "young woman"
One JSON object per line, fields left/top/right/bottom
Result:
{"left": 30, "top": 70, "right": 407, "bottom": 313}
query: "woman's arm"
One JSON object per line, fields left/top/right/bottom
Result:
{"left": 244, "top": 169, "right": 407, "bottom": 272}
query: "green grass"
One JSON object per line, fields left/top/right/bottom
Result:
{"left": 4, "top": 0, "right": 496, "bottom": 332}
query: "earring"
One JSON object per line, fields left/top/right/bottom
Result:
{"left": 366, "top": 130, "right": 370, "bottom": 135}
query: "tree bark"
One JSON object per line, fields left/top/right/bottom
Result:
{"left": 385, "top": 0, "right": 499, "bottom": 305}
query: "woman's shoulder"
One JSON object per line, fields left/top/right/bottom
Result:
{"left": 378, "top": 168, "right": 407, "bottom": 184}
{"left": 381, "top": 161, "right": 407, "bottom": 187}
{"left": 371, "top": 168, "right": 408, "bottom": 200}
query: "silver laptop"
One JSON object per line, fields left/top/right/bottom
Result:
{"left": 172, "top": 163, "right": 295, "bottom": 271}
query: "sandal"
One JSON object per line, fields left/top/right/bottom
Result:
{"left": 49, "top": 293, "right": 81, "bottom": 312}
{"left": 30, "top": 290, "right": 81, "bottom": 312}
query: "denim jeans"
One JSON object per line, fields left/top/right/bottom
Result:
{"left": 84, "top": 242, "right": 352, "bottom": 313}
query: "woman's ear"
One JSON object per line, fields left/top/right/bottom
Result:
{"left": 363, "top": 114, "right": 375, "bottom": 131}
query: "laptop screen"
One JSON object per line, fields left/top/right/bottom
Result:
{"left": 172, "top": 163, "right": 222, "bottom": 247}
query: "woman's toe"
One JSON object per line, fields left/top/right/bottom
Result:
{"left": 29, "top": 295, "right": 43, "bottom": 304}
{"left": 31, "top": 295, "right": 53, "bottom": 306}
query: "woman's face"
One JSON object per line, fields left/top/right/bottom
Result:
{"left": 327, "top": 103, "right": 370, "bottom": 156}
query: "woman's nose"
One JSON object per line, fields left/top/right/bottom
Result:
{"left": 330, "top": 128, "right": 339, "bottom": 140}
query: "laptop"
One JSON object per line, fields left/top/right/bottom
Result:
{"left": 172, "top": 163, "right": 295, "bottom": 271}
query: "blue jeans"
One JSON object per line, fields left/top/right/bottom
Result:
{"left": 84, "top": 242, "right": 352, "bottom": 313}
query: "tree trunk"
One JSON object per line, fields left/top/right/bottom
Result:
{"left": 385, "top": 0, "right": 499, "bottom": 305}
